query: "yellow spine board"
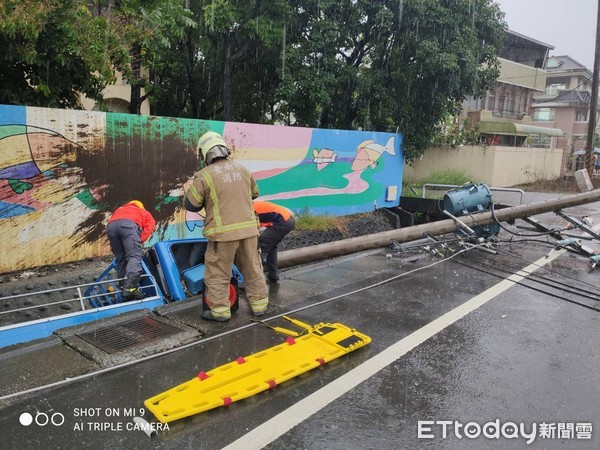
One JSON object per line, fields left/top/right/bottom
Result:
{"left": 144, "top": 322, "right": 371, "bottom": 423}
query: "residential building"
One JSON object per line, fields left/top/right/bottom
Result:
{"left": 79, "top": 71, "right": 150, "bottom": 115}
{"left": 461, "top": 30, "right": 563, "bottom": 148}
{"left": 530, "top": 55, "right": 600, "bottom": 173}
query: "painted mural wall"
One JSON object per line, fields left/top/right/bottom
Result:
{"left": 0, "top": 104, "right": 403, "bottom": 273}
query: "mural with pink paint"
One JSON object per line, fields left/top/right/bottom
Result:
{"left": 0, "top": 103, "right": 402, "bottom": 272}
{"left": 252, "top": 128, "right": 403, "bottom": 215}
{"left": 180, "top": 122, "right": 312, "bottom": 233}
{"left": 223, "top": 122, "right": 314, "bottom": 180}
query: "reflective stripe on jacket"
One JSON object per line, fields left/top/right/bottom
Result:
{"left": 185, "top": 159, "right": 260, "bottom": 241}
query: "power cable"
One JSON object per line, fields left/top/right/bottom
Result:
{"left": 482, "top": 265, "right": 599, "bottom": 310}
{"left": 490, "top": 202, "right": 565, "bottom": 237}
{"left": 463, "top": 250, "right": 600, "bottom": 302}
{"left": 455, "top": 257, "right": 600, "bottom": 312}
{"left": 0, "top": 243, "right": 486, "bottom": 403}
{"left": 494, "top": 243, "right": 600, "bottom": 292}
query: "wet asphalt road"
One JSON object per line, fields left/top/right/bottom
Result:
{"left": 1, "top": 199, "right": 600, "bottom": 449}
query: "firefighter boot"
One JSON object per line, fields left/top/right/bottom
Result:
{"left": 122, "top": 273, "right": 146, "bottom": 301}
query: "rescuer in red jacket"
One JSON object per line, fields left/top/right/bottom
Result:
{"left": 106, "top": 200, "right": 156, "bottom": 300}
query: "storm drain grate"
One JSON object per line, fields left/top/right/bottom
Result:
{"left": 76, "top": 316, "right": 182, "bottom": 354}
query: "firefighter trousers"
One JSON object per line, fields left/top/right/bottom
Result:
{"left": 204, "top": 236, "right": 268, "bottom": 319}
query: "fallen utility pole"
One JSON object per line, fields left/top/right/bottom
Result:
{"left": 278, "top": 189, "right": 600, "bottom": 269}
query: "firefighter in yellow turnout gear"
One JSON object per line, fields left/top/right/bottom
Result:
{"left": 184, "top": 132, "right": 268, "bottom": 321}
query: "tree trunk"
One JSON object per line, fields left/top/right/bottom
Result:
{"left": 128, "top": 43, "right": 143, "bottom": 115}
{"left": 222, "top": 38, "right": 233, "bottom": 120}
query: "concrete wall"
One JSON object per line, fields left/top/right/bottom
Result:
{"left": 0, "top": 104, "right": 403, "bottom": 273}
{"left": 403, "top": 145, "right": 563, "bottom": 187}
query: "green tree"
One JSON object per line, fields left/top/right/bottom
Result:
{"left": 0, "top": 0, "right": 126, "bottom": 108}
{"left": 276, "top": 0, "right": 505, "bottom": 160}
{"left": 151, "top": 0, "right": 288, "bottom": 121}
{"left": 275, "top": 0, "right": 395, "bottom": 128}
{"left": 380, "top": 0, "right": 505, "bottom": 160}
{"left": 148, "top": 0, "right": 206, "bottom": 118}
{"left": 91, "top": 0, "right": 196, "bottom": 114}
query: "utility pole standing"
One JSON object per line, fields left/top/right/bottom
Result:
{"left": 585, "top": 0, "right": 600, "bottom": 176}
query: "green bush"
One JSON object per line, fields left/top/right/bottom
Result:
{"left": 421, "top": 169, "right": 472, "bottom": 186}
{"left": 294, "top": 210, "right": 348, "bottom": 234}
{"left": 402, "top": 169, "right": 473, "bottom": 198}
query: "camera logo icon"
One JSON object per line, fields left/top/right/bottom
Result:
{"left": 19, "top": 411, "right": 64, "bottom": 427}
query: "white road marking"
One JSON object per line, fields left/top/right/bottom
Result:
{"left": 223, "top": 250, "right": 565, "bottom": 450}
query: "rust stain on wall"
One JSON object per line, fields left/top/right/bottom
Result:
{"left": 74, "top": 118, "right": 199, "bottom": 244}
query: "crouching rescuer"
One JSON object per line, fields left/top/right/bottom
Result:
{"left": 106, "top": 200, "right": 156, "bottom": 300}
{"left": 184, "top": 131, "right": 269, "bottom": 322}
{"left": 253, "top": 200, "right": 296, "bottom": 282}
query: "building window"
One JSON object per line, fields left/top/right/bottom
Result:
{"left": 533, "top": 107, "right": 555, "bottom": 121}
{"left": 576, "top": 108, "right": 588, "bottom": 122}
{"left": 529, "top": 135, "right": 551, "bottom": 148}
{"left": 545, "top": 83, "right": 566, "bottom": 95}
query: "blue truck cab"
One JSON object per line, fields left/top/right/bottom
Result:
{"left": 144, "top": 238, "right": 243, "bottom": 303}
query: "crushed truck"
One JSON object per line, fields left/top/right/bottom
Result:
{"left": 0, "top": 238, "right": 242, "bottom": 349}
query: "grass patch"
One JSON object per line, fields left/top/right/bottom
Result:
{"left": 402, "top": 169, "right": 473, "bottom": 198}
{"left": 294, "top": 211, "right": 349, "bottom": 235}
{"left": 421, "top": 169, "right": 472, "bottom": 186}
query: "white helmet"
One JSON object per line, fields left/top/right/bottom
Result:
{"left": 197, "top": 131, "right": 230, "bottom": 165}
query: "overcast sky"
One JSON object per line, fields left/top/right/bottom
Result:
{"left": 494, "top": 0, "right": 598, "bottom": 69}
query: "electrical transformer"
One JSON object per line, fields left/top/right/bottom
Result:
{"left": 442, "top": 182, "right": 499, "bottom": 237}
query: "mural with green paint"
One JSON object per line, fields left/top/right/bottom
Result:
{"left": 257, "top": 156, "right": 384, "bottom": 211}
{"left": 0, "top": 104, "right": 403, "bottom": 272}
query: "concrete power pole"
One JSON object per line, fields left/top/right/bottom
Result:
{"left": 585, "top": 0, "right": 600, "bottom": 176}
{"left": 278, "top": 190, "right": 600, "bottom": 269}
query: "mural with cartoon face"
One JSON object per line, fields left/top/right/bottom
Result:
{"left": 0, "top": 125, "right": 83, "bottom": 217}
{"left": 0, "top": 104, "right": 403, "bottom": 272}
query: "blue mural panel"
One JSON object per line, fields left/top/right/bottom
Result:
{"left": 0, "top": 104, "right": 404, "bottom": 272}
